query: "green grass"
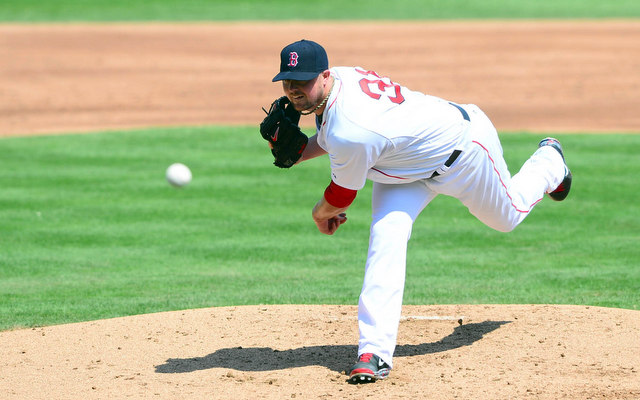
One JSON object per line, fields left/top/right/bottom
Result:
{"left": 1, "top": 0, "right": 640, "bottom": 22}
{"left": 1, "top": 129, "right": 638, "bottom": 330}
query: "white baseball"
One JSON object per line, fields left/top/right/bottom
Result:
{"left": 166, "top": 163, "right": 192, "bottom": 187}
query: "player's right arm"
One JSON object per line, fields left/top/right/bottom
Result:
{"left": 312, "top": 196, "right": 348, "bottom": 235}
{"left": 311, "top": 180, "right": 358, "bottom": 235}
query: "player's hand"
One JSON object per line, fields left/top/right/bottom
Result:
{"left": 259, "top": 96, "right": 308, "bottom": 168}
{"left": 314, "top": 213, "right": 347, "bottom": 235}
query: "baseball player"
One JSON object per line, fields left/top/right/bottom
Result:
{"left": 260, "top": 39, "right": 572, "bottom": 384}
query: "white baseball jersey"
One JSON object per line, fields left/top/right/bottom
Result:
{"left": 315, "top": 66, "right": 470, "bottom": 190}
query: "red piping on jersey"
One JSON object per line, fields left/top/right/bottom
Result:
{"left": 371, "top": 168, "right": 408, "bottom": 180}
{"left": 324, "top": 180, "right": 357, "bottom": 208}
{"left": 321, "top": 79, "right": 342, "bottom": 128}
{"left": 473, "top": 140, "right": 542, "bottom": 213}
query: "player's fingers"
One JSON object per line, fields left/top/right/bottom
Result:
{"left": 338, "top": 213, "right": 347, "bottom": 224}
{"left": 317, "top": 215, "right": 346, "bottom": 235}
{"left": 327, "top": 219, "right": 338, "bottom": 234}
{"left": 334, "top": 214, "right": 347, "bottom": 226}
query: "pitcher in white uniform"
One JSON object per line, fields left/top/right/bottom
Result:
{"left": 271, "top": 39, "right": 572, "bottom": 384}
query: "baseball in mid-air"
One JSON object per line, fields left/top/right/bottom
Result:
{"left": 166, "top": 163, "right": 192, "bottom": 187}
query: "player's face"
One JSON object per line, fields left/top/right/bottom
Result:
{"left": 282, "top": 75, "right": 324, "bottom": 113}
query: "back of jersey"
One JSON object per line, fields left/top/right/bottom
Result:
{"left": 330, "top": 66, "right": 467, "bottom": 143}
{"left": 317, "top": 67, "right": 472, "bottom": 188}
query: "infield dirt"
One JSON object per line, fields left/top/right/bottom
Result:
{"left": 1, "top": 21, "right": 639, "bottom": 136}
{"left": 0, "top": 21, "right": 639, "bottom": 399}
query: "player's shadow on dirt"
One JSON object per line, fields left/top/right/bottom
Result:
{"left": 155, "top": 320, "right": 510, "bottom": 374}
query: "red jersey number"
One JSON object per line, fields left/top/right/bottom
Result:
{"left": 356, "top": 68, "right": 405, "bottom": 104}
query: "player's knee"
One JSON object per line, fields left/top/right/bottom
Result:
{"left": 492, "top": 220, "right": 518, "bottom": 233}
{"left": 497, "top": 225, "right": 516, "bottom": 233}
{"left": 471, "top": 210, "right": 520, "bottom": 233}
{"left": 480, "top": 215, "right": 519, "bottom": 233}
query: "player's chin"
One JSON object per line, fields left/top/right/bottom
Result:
{"left": 291, "top": 98, "right": 311, "bottom": 111}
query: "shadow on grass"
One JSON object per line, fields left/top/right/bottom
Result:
{"left": 155, "top": 320, "right": 510, "bottom": 374}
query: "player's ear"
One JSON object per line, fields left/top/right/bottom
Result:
{"left": 321, "top": 70, "right": 332, "bottom": 86}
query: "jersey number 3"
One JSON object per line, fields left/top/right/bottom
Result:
{"left": 356, "top": 68, "right": 405, "bottom": 104}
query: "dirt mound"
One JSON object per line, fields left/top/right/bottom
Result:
{"left": 1, "top": 304, "right": 638, "bottom": 399}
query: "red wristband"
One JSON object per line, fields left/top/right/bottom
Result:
{"left": 324, "top": 181, "right": 357, "bottom": 208}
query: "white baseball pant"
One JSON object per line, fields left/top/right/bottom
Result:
{"left": 357, "top": 104, "right": 566, "bottom": 366}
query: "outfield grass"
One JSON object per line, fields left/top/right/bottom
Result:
{"left": 1, "top": 0, "right": 638, "bottom": 331}
{"left": 1, "top": 0, "right": 640, "bottom": 22}
{"left": 1, "top": 129, "right": 638, "bottom": 330}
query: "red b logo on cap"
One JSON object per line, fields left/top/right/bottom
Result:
{"left": 288, "top": 52, "right": 299, "bottom": 67}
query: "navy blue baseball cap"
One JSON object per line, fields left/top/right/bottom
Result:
{"left": 272, "top": 40, "right": 329, "bottom": 82}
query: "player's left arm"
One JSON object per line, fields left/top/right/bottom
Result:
{"left": 296, "top": 134, "right": 326, "bottom": 164}
{"left": 312, "top": 181, "right": 357, "bottom": 235}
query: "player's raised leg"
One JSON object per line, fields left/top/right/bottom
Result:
{"left": 430, "top": 105, "right": 568, "bottom": 232}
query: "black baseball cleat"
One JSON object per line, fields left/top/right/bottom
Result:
{"left": 348, "top": 353, "right": 391, "bottom": 384}
{"left": 539, "top": 137, "right": 572, "bottom": 201}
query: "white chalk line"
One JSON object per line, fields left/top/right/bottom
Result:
{"left": 327, "top": 315, "right": 465, "bottom": 321}
{"left": 401, "top": 315, "right": 465, "bottom": 321}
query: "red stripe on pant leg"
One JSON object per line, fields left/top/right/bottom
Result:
{"left": 472, "top": 140, "right": 542, "bottom": 214}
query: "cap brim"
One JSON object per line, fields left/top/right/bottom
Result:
{"left": 272, "top": 70, "right": 322, "bottom": 82}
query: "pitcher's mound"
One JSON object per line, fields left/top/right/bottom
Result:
{"left": 1, "top": 304, "right": 638, "bottom": 399}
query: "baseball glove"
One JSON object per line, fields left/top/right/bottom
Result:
{"left": 260, "top": 96, "right": 308, "bottom": 168}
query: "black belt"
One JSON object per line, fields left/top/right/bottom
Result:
{"left": 449, "top": 102, "right": 470, "bottom": 121}
{"left": 430, "top": 150, "right": 462, "bottom": 178}
{"left": 428, "top": 103, "right": 468, "bottom": 179}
